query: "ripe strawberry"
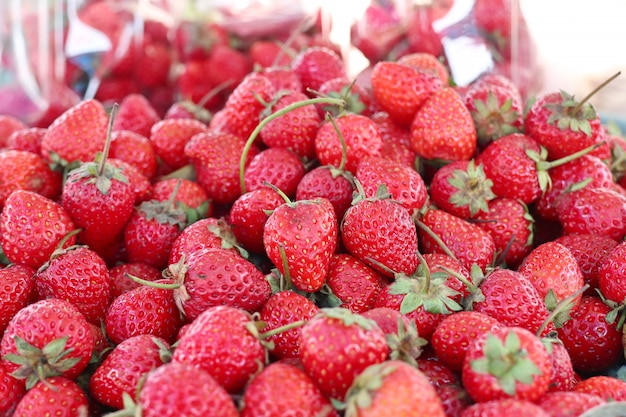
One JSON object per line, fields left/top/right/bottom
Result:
{"left": 109, "top": 130, "right": 159, "bottom": 179}
{"left": 0, "top": 150, "right": 63, "bottom": 209}
{"left": 405, "top": 5, "right": 445, "bottom": 57}
{"left": 184, "top": 131, "right": 260, "bottom": 205}
{"left": 556, "top": 296, "right": 623, "bottom": 374}
{"left": 41, "top": 99, "right": 108, "bottom": 167}
{"left": 5, "top": 127, "right": 46, "bottom": 154}
{"left": 260, "top": 67, "right": 304, "bottom": 95}
{"left": 411, "top": 86, "right": 477, "bottom": 162}
{"left": 417, "top": 358, "right": 460, "bottom": 387}
{"left": 204, "top": 44, "right": 252, "bottom": 94}
{"left": 418, "top": 208, "right": 496, "bottom": 272}
{"left": 244, "top": 148, "right": 306, "bottom": 197}
{"left": 0, "top": 361, "right": 25, "bottom": 416}
{"left": 0, "top": 190, "right": 77, "bottom": 270}
{"left": 314, "top": 113, "right": 383, "bottom": 174}
{"left": 109, "top": 261, "right": 163, "bottom": 299}
{"left": 112, "top": 93, "right": 160, "bottom": 138}
{"left": 248, "top": 39, "right": 294, "bottom": 68}
{"left": 343, "top": 360, "right": 446, "bottom": 416}
{"left": 0, "top": 115, "right": 27, "bottom": 148}
{"left": 350, "top": 2, "right": 405, "bottom": 63}
{"left": 123, "top": 198, "right": 187, "bottom": 269}
{"left": 230, "top": 188, "right": 284, "bottom": 254}
{"left": 462, "top": 326, "right": 552, "bottom": 403}
{"left": 0, "top": 298, "right": 94, "bottom": 386}
{"left": 342, "top": 188, "right": 419, "bottom": 277}
{"left": 259, "top": 91, "right": 322, "bottom": 159}
{"left": 264, "top": 197, "right": 338, "bottom": 293}
{"left": 299, "top": 308, "right": 389, "bottom": 401}
{"left": 0, "top": 265, "right": 35, "bottom": 336}
{"left": 360, "top": 307, "right": 411, "bottom": 336}
{"left": 546, "top": 339, "right": 576, "bottom": 392}
{"left": 355, "top": 155, "right": 428, "bottom": 215}
{"left": 291, "top": 46, "right": 347, "bottom": 93}
{"left": 241, "top": 362, "right": 338, "bottom": 417}
{"left": 573, "top": 375, "right": 626, "bottom": 401}
{"left": 556, "top": 186, "right": 626, "bottom": 241}
{"left": 597, "top": 241, "right": 626, "bottom": 306}
{"left": 397, "top": 52, "right": 450, "bottom": 86}
{"left": 370, "top": 111, "right": 412, "bottom": 147}
{"left": 371, "top": 61, "right": 443, "bottom": 127}
{"left": 460, "top": 398, "right": 551, "bottom": 417}
{"left": 11, "top": 376, "right": 89, "bottom": 417}
{"left": 176, "top": 59, "right": 224, "bottom": 109}
{"left": 168, "top": 217, "right": 243, "bottom": 265}
{"left": 171, "top": 305, "right": 266, "bottom": 394}
{"left": 105, "top": 278, "right": 184, "bottom": 345}
{"left": 537, "top": 390, "right": 605, "bottom": 416}
{"left": 149, "top": 118, "right": 207, "bottom": 170}
{"left": 108, "top": 158, "right": 153, "bottom": 204}
{"left": 89, "top": 335, "right": 170, "bottom": 410}
{"left": 295, "top": 165, "right": 355, "bottom": 221}
{"left": 431, "top": 310, "right": 502, "bottom": 372}
{"left": 317, "top": 76, "right": 374, "bottom": 117}
{"left": 134, "top": 40, "right": 173, "bottom": 90}
{"left": 137, "top": 362, "right": 239, "bottom": 417}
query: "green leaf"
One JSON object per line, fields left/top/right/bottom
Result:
{"left": 400, "top": 293, "right": 423, "bottom": 314}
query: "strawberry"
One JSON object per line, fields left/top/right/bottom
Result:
{"left": 204, "top": 44, "right": 252, "bottom": 95}
{"left": 341, "top": 186, "right": 419, "bottom": 277}
{"left": 431, "top": 310, "right": 502, "bottom": 373}
{"left": 108, "top": 158, "right": 153, "bottom": 205}
{"left": 134, "top": 40, "right": 173, "bottom": 90}
{"left": 314, "top": 113, "right": 383, "bottom": 174}
{"left": 0, "top": 265, "right": 35, "bottom": 336}
{"left": 5, "top": 127, "right": 46, "bottom": 154}
{"left": 317, "top": 76, "right": 374, "bottom": 117}
{"left": 35, "top": 245, "right": 111, "bottom": 325}
{"left": 405, "top": 5, "right": 445, "bottom": 57}
{"left": 0, "top": 362, "right": 24, "bottom": 416}
{"left": 462, "top": 326, "right": 552, "bottom": 403}
{"left": 370, "top": 61, "right": 443, "bottom": 127}
{"left": 418, "top": 208, "right": 496, "bottom": 272}
{"left": 230, "top": 188, "right": 284, "bottom": 254}
{"left": 397, "top": 52, "right": 450, "bottom": 86}
{"left": 355, "top": 155, "right": 428, "bottom": 215}
{"left": 546, "top": 340, "right": 576, "bottom": 392}
{"left": 597, "top": 241, "right": 626, "bottom": 307}
{"left": 109, "top": 130, "right": 159, "bottom": 179}
{"left": 0, "top": 150, "right": 62, "bottom": 209}
{"left": 176, "top": 59, "right": 223, "bottom": 109}
{"left": 104, "top": 278, "right": 184, "bottom": 345}
{"left": 555, "top": 186, "right": 626, "bottom": 241}
{"left": 40, "top": 99, "right": 108, "bottom": 167}
{"left": 88, "top": 335, "right": 170, "bottom": 410}
{"left": 436, "top": 384, "right": 472, "bottom": 417}
{"left": 11, "top": 376, "right": 89, "bottom": 417}
{"left": 109, "top": 261, "right": 163, "bottom": 299}
{"left": 241, "top": 362, "right": 338, "bottom": 417}
{"left": 343, "top": 360, "right": 447, "bottom": 416}
{"left": 137, "top": 362, "right": 239, "bottom": 417}
{"left": 0, "top": 190, "right": 77, "bottom": 270}
{"left": 264, "top": 196, "right": 338, "bottom": 293}
{"left": 152, "top": 177, "right": 210, "bottom": 216}
{"left": 325, "top": 253, "right": 389, "bottom": 313}
{"left": 243, "top": 148, "right": 306, "bottom": 198}
{"left": 149, "top": 118, "right": 207, "bottom": 170}
{"left": 0, "top": 298, "right": 94, "bottom": 386}
{"left": 556, "top": 296, "right": 623, "bottom": 375}
{"left": 291, "top": 46, "right": 347, "bottom": 93}
{"left": 411, "top": 86, "right": 477, "bottom": 162}
{"left": 360, "top": 307, "right": 411, "bottom": 335}
{"left": 171, "top": 305, "right": 266, "bottom": 394}
{"left": 184, "top": 131, "right": 260, "bottom": 205}
{"left": 429, "top": 159, "right": 496, "bottom": 219}
{"left": 460, "top": 398, "right": 551, "bottom": 417}
{"left": 0, "top": 115, "right": 27, "bottom": 148}
{"left": 260, "top": 67, "right": 304, "bottom": 95}
{"left": 573, "top": 375, "right": 626, "bottom": 401}
{"left": 112, "top": 93, "right": 161, "bottom": 138}
{"left": 463, "top": 73, "right": 524, "bottom": 148}
{"left": 259, "top": 290, "right": 319, "bottom": 360}
{"left": 299, "top": 308, "right": 389, "bottom": 401}
{"left": 248, "top": 39, "right": 294, "bottom": 68}
{"left": 350, "top": 2, "right": 405, "bottom": 63}
{"left": 417, "top": 358, "right": 460, "bottom": 387}
{"left": 517, "top": 241, "right": 584, "bottom": 306}
{"left": 370, "top": 111, "right": 412, "bottom": 148}
{"left": 537, "top": 391, "right": 605, "bottom": 417}
{"left": 295, "top": 165, "right": 356, "bottom": 221}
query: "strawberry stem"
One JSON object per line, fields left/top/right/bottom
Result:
{"left": 125, "top": 273, "right": 180, "bottom": 289}
{"left": 535, "top": 284, "right": 589, "bottom": 337}
{"left": 259, "top": 319, "right": 307, "bottom": 339}
{"left": 327, "top": 113, "right": 348, "bottom": 172}
{"left": 571, "top": 71, "right": 621, "bottom": 115}
{"left": 98, "top": 102, "right": 118, "bottom": 177}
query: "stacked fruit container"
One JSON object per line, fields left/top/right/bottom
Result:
{"left": 1, "top": 0, "right": 626, "bottom": 416}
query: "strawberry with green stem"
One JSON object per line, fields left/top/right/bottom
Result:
{"left": 11, "top": 376, "right": 89, "bottom": 417}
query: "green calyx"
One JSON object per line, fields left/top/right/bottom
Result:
{"left": 318, "top": 307, "right": 379, "bottom": 332}
{"left": 67, "top": 153, "right": 129, "bottom": 195}
{"left": 472, "top": 93, "right": 521, "bottom": 146}
{"left": 385, "top": 317, "right": 427, "bottom": 367}
{"left": 206, "top": 217, "right": 249, "bottom": 259}
{"left": 470, "top": 330, "right": 543, "bottom": 396}
{"left": 342, "top": 362, "right": 397, "bottom": 416}
{"left": 544, "top": 90, "right": 597, "bottom": 136}
{"left": 447, "top": 160, "right": 497, "bottom": 217}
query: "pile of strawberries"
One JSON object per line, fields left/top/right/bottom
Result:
{"left": 2, "top": 12, "right": 626, "bottom": 417}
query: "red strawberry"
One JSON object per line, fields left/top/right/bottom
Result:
{"left": 556, "top": 296, "right": 623, "bottom": 374}
{"left": 204, "top": 44, "right": 252, "bottom": 94}
{"left": 597, "top": 240, "right": 626, "bottom": 306}
{"left": 149, "top": 118, "right": 207, "bottom": 170}
{"left": 0, "top": 190, "right": 77, "bottom": 269}
{"left": 264, "top": 197, "right": 338, "bottom": 293}
{"left": 176, "top": 59, "right": 223, "bottom": 109}
{"left": 41, "top": 99, "right": 108, "bottom": 167}
{"left": 0, "top": 265, "right": 35, "bottom": 336}
{"left": 342, "top": 187, "right": 419, "bottom": 277}
{"left": 171, "top": 305, "right": 266, "bottom": 394}
{"left": 546, "top": 339, "right": 576, "bottom": 392}
{"left": 108, "top": 158, "right": 153, "bottom": 205}
{"left": 0, "top": 362, "right": 25, "bottom": 416}
{"left": 317, "top": 76, "right": 374, "bottom": 117}
{"left": 184, "top": 131, "right": 260, "bottom": 205}
{"left": 241, "top": 362, "right": 338, "bottom": 417}
{"left": 0, "top": 298, "right": 94, "bottom": 386}
{"left": 5, "top": 127, "right": 46, "bottom": 154}
{"left": 134, "top": 40, "right": 173, "bottom": 89}
{"left": 537, "top": 390, "right": 605, "bottom": 416}
{"left": 109, "top": 130, "right": 159, "bottom": 179}
{"left": 243, "top": 148, "right": 306, "bottom": 197}
{"left": 11, "top": 376, "right": 89, "bottom": 417}
{"left": 370, "top": 61, "right": 443, "bottom": 127}
{"left": 248, "top": 40, "right": 294, "bottom": 68}
{"left": 360, "top": 307, "right": 411, "bottom": 336}
{"left": 397, "top": 52, "right": 450, "bottom": 86}
{"left": 112, "top": 93, "right": 161, "bottom": 138}
{"left": 168, "top": 217, "right": 243, "bottom": 265}
{"left": 299, "top": 308, "right": 389, "bottom": 401}
{"left": 0, "top": 150, "right": 62, "bottom": 210}
{"left": 460, "top": 398, "right": 551, "bottom": 417}
{"left": 0, "top": 115, "right": 27, "bottom": 148}
{"left": 295, "top": 165, "right": 356, "bottom": 221}
{"left": 109, "top": 261, "right": 163, "bottom": 299}
{"left": 105, "top": 278, "right": 184, "bottom": 345}
{"left": 259, "top": 290, "right": 319, "bottom": 360}
{"left": 152, "top": 177, "right": 210, "bottom": 213}
{"left": 350, "top": 2, "right": 405, "bottom": 62}
{"left": 343, "top": 360, "right": 446, "bottom": 416}
{"left": 411, "top": 86, "right": 477, "bottom": 162}
{"left": 405, "top": 5, "right": 445, "bottom": 57}
{"left": 462, "top": 326, "right": 552, "bottom": 403}
{"left": 573, "top": 375, "right": 626, "bottom": 402}
{"left": 314, "top": 113, "right": 383, "bottom": 174}
{"left": 137, "top": 362, "right": 239, "bottom": 417}
{"left": 291, "top": 46, "right": 347, "bottom": 93}
{"left": 260, "top": 67, "right": 304, "bottom": 94}
{"left": 89, "top": 335, "right": 170, "bottom": 410}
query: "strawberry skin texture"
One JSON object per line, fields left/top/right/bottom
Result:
{"left": 139, "top": 362, "right": 239, "bottom": 417}
{"left": 149, "top": 118, "right": 207, "bottom": 170}
{"left": 295, "top": 165, "right": 355, "bottom": 221}
{"left": 241, "top": 362, "right": 339, "bottom": 417}
{"left": 109, "top": 130, "right": 159, "bottom": 179}
{"left": 12, "top": 376, "right": 89, "bottom": 417}
{"left": 112, "top": 93, "right": 160, "bottom": 138}
{"left": 243, "top": 147, "right": 306, "bottom": 198}
{"left": 410, "top": 86, "right": 477, "bottom": 162}
{"left": 263, "top": 198, "right": 338, "bottom": 293}
{"left": 573, "top": 375, "right": 626, "bottom": 402}
{"left": 460, "top": 398, "right": 551, "bottom": 417}
{"left": 0, "top": 265, "right": 35, "bottom": 336}
{"left": 537, "top": 391, "right": 605, "bottom": 416}
{"left": 291, "top": 46, "right": 347, "bottom": 92}
{"left": 0, "top": 362, "right": 25, "bottom": 416}
{"left": 598, "top": 241, "right": 626, "bottom": 303}
{"left": 168, "top": 217, "right": 239, "bottom": 265}
{"left": 0, "top": 190, "right": 77, "bottom": 270}
{"left": 109, "top": 261, "right": 163, "bottom": 299}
